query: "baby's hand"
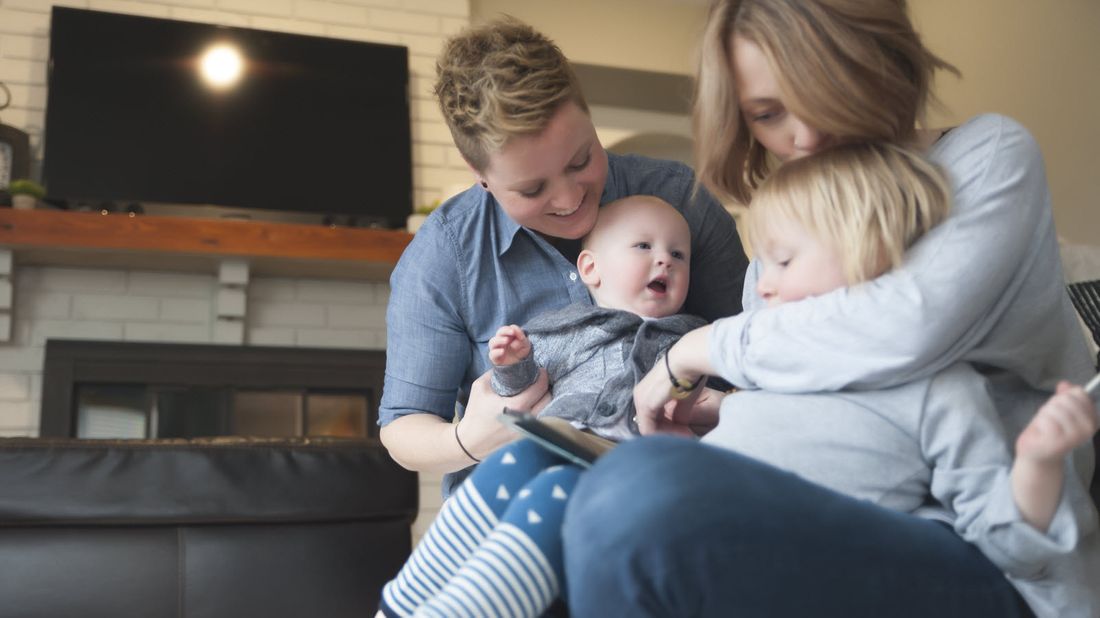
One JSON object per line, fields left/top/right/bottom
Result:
{"left": 1016, "top": 381, "right": 1099, "bottom": 466}
{"left": 488, "top": 325, "right": 531, "bottom": 367}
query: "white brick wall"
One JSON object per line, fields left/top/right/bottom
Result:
{"left": 2, "top": 265, "right": 394, "bottom": 434}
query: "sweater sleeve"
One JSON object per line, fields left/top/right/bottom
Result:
{"left": 490, "top": 354, "right": 540, "bottom": 397}
{"left": 710, "top": 115, "right": 1058, "bottom": 392}
{"left": 488, "top": 315, "right": 581, "bottom": 398}
{"left": 921, "top": 367, "right": 1098, "bottom": 578}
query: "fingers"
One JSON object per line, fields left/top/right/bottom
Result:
{"left": 488, "top": 325, "right": 531, "bottom": 365}
{"left": 1048, "top": 386, "right": 1098, "bottom": 436}
{"left": 633, "top": 364, "right": 669, "bottom": 435}
{"left": 667, "top": 392, "right": 700, "bottom": 427}
{"left": 1020, "top": 385, "right": 1099, "bottom": 461}
{"left": 685, "top": 388, "right": 723, "bottom": 433}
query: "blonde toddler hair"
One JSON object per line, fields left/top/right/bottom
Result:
{"left": 694, "top": 0, "right": 959, "bottom": 204}
{"left": 434, "top": 17, "right": 587, "bottom": 172}
{"left": 744, "top": 141, "right": 950, "bottom": 284}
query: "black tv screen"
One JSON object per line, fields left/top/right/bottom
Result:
{"left": 44, "top": 7, "right": 412, "bottom": 228}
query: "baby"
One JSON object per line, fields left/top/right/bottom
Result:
{"left": 489, "top": 194, "right": 705, "bottom": 441}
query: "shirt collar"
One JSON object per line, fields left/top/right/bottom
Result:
{"left": 491, "top": 193, "right": 524, "bottom": 257}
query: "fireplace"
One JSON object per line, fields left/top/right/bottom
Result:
{"left": 40, "top": 339, "right": 386, "bottom": 441}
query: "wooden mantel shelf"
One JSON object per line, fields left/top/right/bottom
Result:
{"left": 0, "top": 208, "right": 413, "bottom": 281}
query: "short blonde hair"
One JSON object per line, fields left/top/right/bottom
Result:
{"left": 744, "top": 141, "right": 950, "bottom": 284}
{"left": 434, "top": 17, "right": 588, "bottom": 171}
{"left": 694, "top": 0, "right": 959, "bottom": 204}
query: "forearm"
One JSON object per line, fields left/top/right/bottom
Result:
{"left": 667, "top": 325, "right": 717, "bottom": 383}
{"left": 379, "top": 413, "right": 484, "bottom": 474}
{"left": 1010, "top": 457, "right": 1064, "bottom": 533}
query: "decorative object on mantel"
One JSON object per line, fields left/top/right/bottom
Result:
{"left": 0, "top": 81, "right": 32, "bottom": 192}
{"left": 408, "top": 182, "right": 471, "bottom": 233}
{"left": 406, "top": 200, "right": 439, "bottom": 234}
{"left": 7, "top": 178, "right": 45, "bottom": 210}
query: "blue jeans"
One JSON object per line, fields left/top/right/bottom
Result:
{"left": 562, "top": 436, "right": 1031, "bottom": 617}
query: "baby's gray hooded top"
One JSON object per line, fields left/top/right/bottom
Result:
{"left": 491, "top": 303, "right": 705, "bottom": 441}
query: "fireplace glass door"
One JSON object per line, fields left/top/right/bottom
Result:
{"left": 44, "top": 340, "right": 385, "bottom": 441}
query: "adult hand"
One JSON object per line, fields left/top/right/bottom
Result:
{"left": 687, "top": 387, "right": 725, "bottom": 435}
{"left": 459, "top": 367, "right": 551, "bottom": 459}
{"left": 634, "top": 326, "right": 715, "bottom": 436}
{"left": 633, "top": 361, "right": 700, "bottom": 436}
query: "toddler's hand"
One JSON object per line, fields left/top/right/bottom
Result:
{"left": 488, "top": 325, "right": 531, "bottom": 367}
{"left": 1016, "top": 381, "right": 1099, "bottom": 466}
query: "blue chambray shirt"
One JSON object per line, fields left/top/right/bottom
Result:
{"left": 381, "top": 152, "right": 748, "bottom": 495}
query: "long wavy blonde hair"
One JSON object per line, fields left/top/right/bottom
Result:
{"left": 434, "top": 17, "right": 588, "bottom": 172}
{"left": 694, "top": 0, "right": 958, "bottom": 205}
{"left": 744, "top": 141, "right": 951, "bottom": 284}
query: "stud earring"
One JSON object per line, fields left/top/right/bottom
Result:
{"left": 480, "top": 181, "right": 488, "bottom": 189}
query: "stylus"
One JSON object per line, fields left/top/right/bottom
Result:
{"left": 1086, "top": 371, "right": 1100, "bottom": 403}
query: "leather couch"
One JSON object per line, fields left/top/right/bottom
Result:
{"left": 0, "top": 437, "right": 418, "bottom": 618}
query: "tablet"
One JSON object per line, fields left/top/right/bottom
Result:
{"left": 499, "top": 408, "right": 616, "bottom": 468}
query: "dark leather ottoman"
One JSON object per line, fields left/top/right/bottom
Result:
{"left": 0, "top": 437, "right": 418, "bottom": 618}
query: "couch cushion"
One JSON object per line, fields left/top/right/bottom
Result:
{"left": 0, "top": 437, "right": 417, "bottom": 525}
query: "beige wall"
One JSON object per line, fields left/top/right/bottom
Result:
{"left": 471, "top": 0, "right": 706, "bottom": 74}
{"left": 474, "top": 0, "right": 1100, "bottom": 244}
{"left": 911, "top": 0, "right": 1100, "bottom": 245}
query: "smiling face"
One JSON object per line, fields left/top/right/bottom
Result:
{"left": 730, "top": 36, "right": 832, "bottom": 163}
{"left": 479, "top": 101, "right": 609, "bottom": 240}
{"left": 577, "top": 196, "right": 691, "bottom": 318}
{"left": 753, "top": 214, "right": 848, "bottom": 308}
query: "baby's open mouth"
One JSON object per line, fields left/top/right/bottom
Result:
{"left": 647, "top": 278, "right": 667, "bottom": 293}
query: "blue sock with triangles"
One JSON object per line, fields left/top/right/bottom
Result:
{"left": 379, "top": 439, "right": 565, "bottom": 617}
{"left": 411, "top": 463, "right": 582, "bottom": 618}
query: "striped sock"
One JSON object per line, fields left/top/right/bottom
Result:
{"left": 380, "top": 440, "right": 565, "bottom": 617}
{"left": 413, "top": 464, "right": 582, "bottom": 618}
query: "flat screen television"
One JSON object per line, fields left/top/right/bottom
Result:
{"left": 43, "top": 7, "right": 412, "bottom": 228}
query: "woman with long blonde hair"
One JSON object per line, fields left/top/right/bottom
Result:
{"left": 564, "top": 1, "right": 1098, "bottom": 616}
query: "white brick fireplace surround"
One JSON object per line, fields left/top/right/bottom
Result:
{"left": 2, "top": 260, "right": 444, "bottom": 538}
{"left": 0, "top": 0, "right": 476, "bottom": 540}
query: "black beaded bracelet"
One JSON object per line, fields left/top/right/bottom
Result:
{"left": 664, "top": 347, "right": 703, "bottom": 400}
{"left": 455, "top": 422, "right": 480, "bottom": 463}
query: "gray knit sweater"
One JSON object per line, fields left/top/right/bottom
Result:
{"left": 491, "top": 303, "right": 705, "bottom": 441}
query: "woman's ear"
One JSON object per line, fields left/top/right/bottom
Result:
{"left": 577, "top": 249, "right": 600, "bottom": 287}
{"left": 466, "top": 162, "right": 488, "bottom": 190}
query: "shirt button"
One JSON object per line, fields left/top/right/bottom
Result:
{"left": 569, "top": 272, "right": 578, "bottom": 281}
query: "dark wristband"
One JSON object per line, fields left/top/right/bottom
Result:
{"left": 455, "top": 422, "right": 480, "bottom": 463}
{"left": 664, "top": 347, "right": 703, "bottom": 400}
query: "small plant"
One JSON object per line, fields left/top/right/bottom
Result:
{"left": 414, "top": 199, "right": 441, "bottom": 215}
{"left": 7, "top": 179, "right": 46, "bottom": 199}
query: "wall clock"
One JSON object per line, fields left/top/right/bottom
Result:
{"left": 0, "top": 82, "right": 31, "bottom": 189}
